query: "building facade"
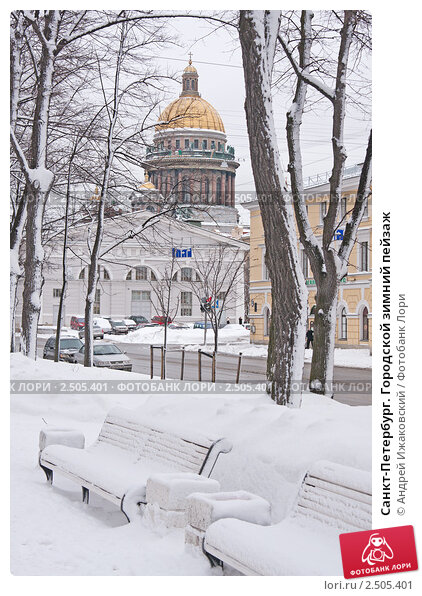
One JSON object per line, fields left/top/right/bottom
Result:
{"left": 143, "top": 59, "right": 240, "bottom": 232}
{"left": 15, "top": 212, "right": 248, "bottom": 327}
{"left": 244, "top": 165, "right": 372, "bottom": 349}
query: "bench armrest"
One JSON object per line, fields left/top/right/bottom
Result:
{"left": 200, "top": 438, "right": 232, "bottom": 477}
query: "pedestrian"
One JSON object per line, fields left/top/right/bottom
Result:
{"left": 239, "top": 317, "right": 243, "bottom": 325}
{"left": 226, "top": 318, "right": 230, "bottom": 325}
{"left": 306, "top": 327, "right": 314, "bottom": 349}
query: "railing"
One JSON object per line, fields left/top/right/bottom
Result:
{"left": 304, "top": 163, "right": 363, "bottom": 189}
{"left": 150, "top": 345, "right": 243, "bottom": 384}
{"left": 145, "top": 149, "right": 236, "bottom": 161}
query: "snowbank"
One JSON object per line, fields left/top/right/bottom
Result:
{"left": 184, "top": 343, "right": 372, "bottom": 369}
{"left": 114, "top": 323, "right": 250, "bottom": 346}
{"left": 10, "top": 354, "right": 371, "bottom": 575}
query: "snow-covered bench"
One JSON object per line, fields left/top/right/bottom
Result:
{"left": 39, "top": 406, "right": 232, "bottom": 521}
{"left": 203, "top": 460, "right": 371, "bottom": 576}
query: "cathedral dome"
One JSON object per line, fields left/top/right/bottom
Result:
{"left": 155, "top": 59, "right": 225, "bottom": 133}
{"left": 156, "top": 96, "right": 225, "bottom": 133}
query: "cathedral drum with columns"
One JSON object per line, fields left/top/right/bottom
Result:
{"left": 143, "top": 59, "right": 239, "bottom": 229}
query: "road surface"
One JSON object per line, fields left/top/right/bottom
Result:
{"left": 35, "top": 336, "right": 371, "bottom": 407}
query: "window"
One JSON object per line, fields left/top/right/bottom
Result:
{"left": 186, "top": 79, "right": 190, "bottom": 89}
{"left": 340, "top": 307, "right": 347, "bottom": 340}
{"left": 216, "top": 178, "right": 222, "bottom": 204}
{"left": 126, "top": 267, "right": 151, "bottom": 281}
{"left": 184, "top": 139, "right": 189, "bottom": 149}
{"left": 340, "top": 197, "right": 347, "bottom": 220}
{"left": 263, "top": 307, "right": 271, "bottom": 337}
{"left": 360, "top": 241, "right": 369, "bottom": 272}
{"left": 320, "top": 201, "right": 327, "bottom": 223}
{"left": 53, "top": 288, "right": 61, "bottom": 298}
{"left": 262, "top": 249, "right": 269, "bottom": 281}
{"left": 175, "top": 139, "right": 180, "bottom": 149}
{"left": 194, "top": 139, "right": 199, "bottom": 149}
{"left": 204, "top": 178, "right": 210, "bottom": 201}
{"left": 180, "top": 267, "right": 192, "bottom": 281}
{"left": 132, "top": 290, "right": 150, "bottom": 301}
{"left": 97, "top": 265, "right": 110, "bottom": 280}
{"left": 301, "top": 250, "right": 308, "bottom": 278}
{"left": 218, "top": 142, "right": 221, "bottom": 151}
{"left": 79, "top": 268, "right": 85, "bottom": 280}
{"left": 202, "top": 140, "right": 207, "bottom": 150}
{"left": 361, "top": 307, "right": 369, "bottom": 341}
{"left": 136, "top": 266, "right": 148, "bottom": 280}
{"left": 93, "top": 289, "right": 100, "bottom": 315}
{"left": 363, "top": 199, "right": 369, "bottom": 218}
{"left": 180, "top": 291, "right": 192, "bottom": 316}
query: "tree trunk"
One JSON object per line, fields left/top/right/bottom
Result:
{"left": 20, "top": 184, "right": 50, "bottom": 358}
{"left": 10, "top": 188, "right": 27, "bottom": 352}
{"left": 54, "top": 168, "right": 72, "bottom": 361}
{"left": 309, "top": 274, "right": 339, "bottom": 394}
{"left": 239, "top": 10, "right": 308, "bottom": 405}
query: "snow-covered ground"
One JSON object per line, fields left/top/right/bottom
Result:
{"left": 186, "top": 343, "right": 372, "bottom": 369}
{"left": 112, "top": 323, "right": 250, "bottom": 346}
{"left": 11, "top": 354, "right": 371, "bottom": 575}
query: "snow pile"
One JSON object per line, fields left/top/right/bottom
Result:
{"left": 114, "top": 323, "right": 250, "bottom": 346}
{"left": 11, "top": 354, "right": 370, "bottom": 575}
{"left": 94, "top": 317, "right": 112, "bottom": 331}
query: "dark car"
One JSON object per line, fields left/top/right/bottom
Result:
{"left": 70, "top": 316, "right": 85, "bottom": 330}
{"left": 43, "top": 335, "right": 84, "bottom": 362}
{"left": 109, "top": 319, "right": 128, "bottom": 334}
{"left": 151, "top": 315, "right": 172, "bottom": 326}
{"left": 78, "top": 324, "right": 104, "bottom": 340}
{"left": 129, "top": 315, "right": 149, "bottom": 325}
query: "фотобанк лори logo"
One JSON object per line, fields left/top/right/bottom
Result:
{"left": 339, "top": 526, "right": 418, "bottom": 579}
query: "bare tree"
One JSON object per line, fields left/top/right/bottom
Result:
{"left": 239, "top": 10, "right": 308, "bottom": 405}
{"left": 188, "top": 245, "right": 246, "bottom": 352}
{"left": 279, "top": 10, "right": 372, "bottom": 394}
{"left": 148, "top": 255, "right": 180, "bottom": 377}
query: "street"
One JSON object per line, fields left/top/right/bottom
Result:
{"left": 36, "top": 336, "right": 371, "bottom": 407}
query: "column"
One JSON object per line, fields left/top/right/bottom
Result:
{"left": 221, "top": 171, "right": 226, "bottom": 206}
{"left": 211, "top": 172, "right": 217, "bottom": 205}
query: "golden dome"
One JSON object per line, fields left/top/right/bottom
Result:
{"left": 156, "top": 96, "right": 225, "bottom": 133}
{"left": 184, "top": 64, "right": 197, "bottom": 74}
{"left": 139, "top": 171, "right": 156, "bottom": 190}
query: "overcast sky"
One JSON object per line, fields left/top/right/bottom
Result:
{"left": 152, "top": 14, "right": 371, "bottom": 200}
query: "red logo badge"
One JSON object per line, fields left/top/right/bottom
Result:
{"left": 339, "top": 526, "right": 418, "bottom": 578}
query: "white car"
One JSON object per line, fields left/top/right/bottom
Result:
{"left": 74, "top": 342, "right": 132, "bottom": 371}
{"left": 123, "top": 319, "right": 137, "bottom": 332}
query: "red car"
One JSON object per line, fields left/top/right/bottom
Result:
{"left": 70, "top": 316, "right": 85, "bottom": 330}
{"left": 151, "top": 315, "right": 172, "bottom": 326}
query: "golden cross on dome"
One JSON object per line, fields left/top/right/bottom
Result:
{"left": 188, "top": 52, "right": 193, "bottom": 64}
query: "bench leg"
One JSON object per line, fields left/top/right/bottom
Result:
{"left": 40, "top": 464, "right": 53, "bottom": 485}
{"left": 202, "top": 539, "right": 223, "bottom": 568}
{"left": 82, "top": 487, "right": 89, "bottom": 504}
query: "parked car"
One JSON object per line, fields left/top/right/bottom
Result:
{"left": 43, "top": 335, "right": 84, "bottom": 362}
{"left": 93, "top": 317, "right": 112, "bottom": 334}
{"left": 242, "top": 323, "right": 251, "bottom": 331}
{"left": 74, "top": 342, "right": 132, "bottom": 371}
{"left": 78, "top": 324, "right": 104, "bottom": 340}
{"left": 70, "top": 316, "right": 85, "bottom": 330}
{"left": 129, "top": 315, "right": 149, "bottom": 325}
{"left": 109, "top": 319, "right": 128, "bottom": 334}
{"left": 169, "top": 322, "right": 190, "bottom": 330}
{"left": 135, "top": 322, "right": 160, "bottom": 329}
{"left": 151, "top": 315, "right": 173, "bottom": 326}
{"left": 193, "top": 321, "right": 213, "bottom": 329}
{"left": 123, "top": 318, "right": 137, "bottom": 332}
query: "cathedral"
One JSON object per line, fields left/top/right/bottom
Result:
{"left": 142, "top": 58, "right": 240, "bottom": 231}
